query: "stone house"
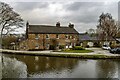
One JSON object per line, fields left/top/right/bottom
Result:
{"left": 79, "top": 33, "right": 99, "bottom": 47}
{"left": 19, "top": 22, "right": 79, "bottom": 50}
{"left": 79, "top": 33, "right": 118, "bottom": 48}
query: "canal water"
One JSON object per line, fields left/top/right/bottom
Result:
{"left": 1, "top": 54, "right": 120, "bottom": 78}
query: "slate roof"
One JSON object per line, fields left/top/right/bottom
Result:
{"left": 79, "top": 33, "right": 116, "bottom": 41}
{"left": 28, "top": 25, "right": 78, "bottom": 34}
{"left": 79, "top": 33, "right": 98, "bottom": 41}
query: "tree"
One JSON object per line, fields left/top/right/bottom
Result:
{"left": 50, "top": 39, "right": 58, "bottom": 50}
{"left": 2, "top": 35, "right": 17, "bottom": 49}
{"left": 0, "top": 2, "right": 23, "bottom": 37}
{"left": 97, "top": 13, "right": 120, "bottom": 42}
{"left": 87, "top": 28, "right": 96, "bottom": 35}
{"left": 86, "top": 28, "right": 96, "bottom": 37}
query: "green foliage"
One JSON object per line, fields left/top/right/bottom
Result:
{"left": 49, "top": 45, "right": 56, "bottom": 50}
{"left": 86, "top": 45, "right": 90, "bottom": 48}
{"left": 59, "top": 45, "right": 64, "bottom": 49}
{"left": 72, "top": 46, "right": 85, "bottom": 50}
{"left": 93, "top": 43, "right": 100, "bottom": 47}
{"left": 2, "top": 36, "right": 17, "bottom": 49}
{"left": 63, "top": 50, "right": 93, "bottom": 53}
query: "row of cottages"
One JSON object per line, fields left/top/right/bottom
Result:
{"left": 79, "top": 33, "right": 99, "bottom": 47}
{"left": 79, "top": 33, "right": 120, "bottom": 48}
{"left": 20, "top": 22, "right": 79, "bottom": 50}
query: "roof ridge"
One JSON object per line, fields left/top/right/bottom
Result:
{"left": 29, "top": 25, "right": 54, "bottom": 27}
{"left": 28, "top": 25, "right": 79, "bottom": 34}
{"left": 29, "top": 25, "right": 69, "bottom": 28}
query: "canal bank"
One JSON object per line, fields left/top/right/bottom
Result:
{"left": 0, "top": 49, "right": 120, "bottom": 59}
{"left": 2, "top": 54, "right": 119, "bottom": 78}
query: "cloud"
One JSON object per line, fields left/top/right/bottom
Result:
{"left": 13, "top": 2, "right": 49, "bottom": 11}
{"left": 7, "top": 2, "right": 118, "bottom": 33}
{"left": 65, "top": 2, "right": 104, "bottom": 11}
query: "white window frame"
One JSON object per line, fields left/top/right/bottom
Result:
{"left": 46, "top": 43, "right": 50, "bottom": 49}
{"left": 35, "top": 43, "right": 39, "bottom": 49}
{"left": 56, "top": 34, "right": 59, "bottom": 39}
{"left": 35, "top": 34, "right": 39, "bottom": 40}
{"left": 65, "top": 35, "right": 69, "bottom": 39}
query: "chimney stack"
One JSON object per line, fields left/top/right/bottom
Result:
{"left": 56, "top": 22, "right": 60, "bottom": 27}
{"left": 69, "top": 23, "right": 74, "bottom": 28}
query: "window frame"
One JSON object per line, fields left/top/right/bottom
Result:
{"left": 56, "top": 34, "right": 59, "bottom": 39}
{"left": 35, "top": 34, "right": 39, "bottom": 39}
{"left": 46, "top": 34, "right": 49, "bottom": 39}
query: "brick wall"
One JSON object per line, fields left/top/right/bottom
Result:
{"left": 20, "top": 33, "right": 79, "bottom": 50}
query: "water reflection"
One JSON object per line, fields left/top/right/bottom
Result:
{"left": 0, "top": 54, "right": 2, "bottom": 79}
{"left": 96, "top": 60, "right": 118, "bottom": 78}
{"left": 2, "top": 56, "right": 27, "bottom": 78}
{"left": 2, "top": 54, "right": 119, "bottom": 78}
{"left": 4, "top": 54, "right": 79, "bottom": 74}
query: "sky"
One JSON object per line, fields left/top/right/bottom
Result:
{"left": 1, "top": 0, "right": 119, "bottom": 33}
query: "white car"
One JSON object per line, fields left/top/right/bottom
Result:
{"left": 102, "top": 45, "right": 111, "bottom": 50}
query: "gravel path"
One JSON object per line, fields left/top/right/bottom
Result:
{"left": 86, "top": 48, "right": 120, "bottom": 56}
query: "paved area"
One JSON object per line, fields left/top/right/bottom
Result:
{"left": 86, "top": 48, "right": 120, "bottom": 56}
{"left": 86, "top": 48, "right": 110, "bottom": 54}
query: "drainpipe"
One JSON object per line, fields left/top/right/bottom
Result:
{"left": 43, "top": 34, "right": 45, "bottom": 50}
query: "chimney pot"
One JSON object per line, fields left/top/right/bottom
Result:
{"left": 69, "top": 23, "right": 74, "bottom": 28}
{"left": 56, "top": 22, "right": 60, "bottom": 27}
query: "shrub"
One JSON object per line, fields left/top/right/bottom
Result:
{"left": 72, "top": 46, "right": 85, "bottom": 50}
{"left": 59, "top": 45, "right": 64, "bottom": 49}
{"left": 49, "top": 45, "right": 55, "bottom": 50}
{"left": 86, "top": 45, "right": 89, "bottom": 48}
{"left": 93, "top": 43, "right": 100, "bottom": 47}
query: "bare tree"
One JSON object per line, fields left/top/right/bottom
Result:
{"left": 87, "top": 28, "right": 96, "bottom": 34}
{"left": 97, "top": 13, "right": 120, "bottom": 42}
{"left": 0, "top": 2, "right": 23, "bottom": 37}
{"left": 86, "top": 28, "right": 96, "bottom": 37}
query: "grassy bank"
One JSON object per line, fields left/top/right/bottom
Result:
{"left": 62, "top": 50, "right": 93, "bottom": 53}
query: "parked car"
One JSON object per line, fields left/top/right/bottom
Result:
{"left": 102, "top": 45, "right": 111, "bottom": 50}
{"left": 110, "top": 48, "right": 120, "bottom": 54}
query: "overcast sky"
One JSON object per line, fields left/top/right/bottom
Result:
{"left": 3, "top": 0, "right": 119, "bottom": 33}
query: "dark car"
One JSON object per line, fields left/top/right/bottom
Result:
{"left": 110, "top": 48, "right": 120, "bottom": 54}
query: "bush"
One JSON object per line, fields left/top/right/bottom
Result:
{"left": 86, "top": 45, "right": 89, "bottom": 48}
{"left": 49, "top": 45, "right": 55, "bottom": 50}
{"left": 72, "top": 46, "right": 85, "bottom": 50}
{"left": 59, "top": 45, "right": 64, "bottom": 49}
{"left": 93, "top": 43, "right": 100, "bottom": 47}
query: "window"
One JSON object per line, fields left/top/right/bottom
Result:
{"left": 74, "top": 36, "right": 76, "bottom": 40}
{"left": 46, "top": 43, "right": 50, "bottom": 49}
{"left": 46, "top": 34, "right": 49, "bottom": 39}
{"left": 65, "top": 43, "right": 69, "bottom": 48}
{"left": 57, "top": 42, "right": 59, "bottom": 47}
{"left": 74, "top": 43, "right": 76, "bottom": 46}
{"left": 56, "top": 34, "right": 59, "bottom": 39}
{"left": 68, "top": 36, "right": 70, "bottom": 39}
{"left": 65, "top": 35, "right": 69, "bottom": 39}
{"left": 35, "top": 34, "right": 39, "bottom": 39}
{"left": 70, "top": 36, "right": 72, "bottom": 39}
{"left": 69, "top": 43, "right": 72, "bottom": 48}
{"left": 72, "top": 36, "right": 74, "bottom": 39}
{"left": 35, "top": 43, "right": 39, "bottom": 49}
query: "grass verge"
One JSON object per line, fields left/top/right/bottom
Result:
{"left": 62, "top": 50, "right": 93, "bottom": 53}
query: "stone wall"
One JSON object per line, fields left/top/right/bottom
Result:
{"left": 20, "top": 34, "right": 79, "bottom": 50}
